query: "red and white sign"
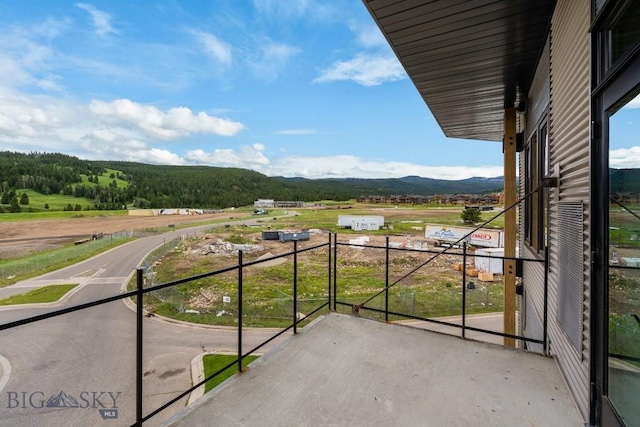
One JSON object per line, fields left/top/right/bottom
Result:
{"left": 424, "top": 224, "right": 503, "bottom": 248}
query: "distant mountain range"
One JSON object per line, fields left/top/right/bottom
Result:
{"left": 610, "top": 168, "right": 640, "bottom": 193}
{"left": 0, "top": 151, "right": 505, "bottom": 210}
{"left": 278, "top": 175, "right": 505, "bottom": 197}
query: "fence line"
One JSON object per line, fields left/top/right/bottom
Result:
{"left": 0, "top": 232, "right": 134, "bottom": 280}
{"left": 0, "top": 232, "right": 550, "bottom": 426}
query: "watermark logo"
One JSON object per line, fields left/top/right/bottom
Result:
{"left": 46, "top": 391, "right": 78, "bottom": 408}
{"left": 6, "top": 390, "right": 121, "bottom": 420}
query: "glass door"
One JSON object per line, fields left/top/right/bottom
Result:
{"left": 607, "top": 89, "right": 640, "bottom": 426}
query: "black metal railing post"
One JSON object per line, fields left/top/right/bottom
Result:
{"left": 293, "top": 240, "right": 298, "bottom": 334}
{"left": 543, "top": 246, "right": 549, "bottom": 355}
{"left": 385, "top": 236, "right": 390, "bottom": 322}
{"left": 328, "top": 233, "right": 332, "bottom": 311}
{"left": 136, "top": 267, "right": 144, "bottom": 427}
{"left": 333, "top": 233, "right": 337, "bottom": 311}
{"left": 238, "top": 250, "right": 243, "bottom": 373}
{"left": 462, "top": 242, "right": 467, "bottom": 339}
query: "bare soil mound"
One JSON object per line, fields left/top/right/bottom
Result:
{"left": 0, "top": 212, "right": 242, "bottom": 258}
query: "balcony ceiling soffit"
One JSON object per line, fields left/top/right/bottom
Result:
{"left": 364, "top": 0, "right": 556, "bottom": 142}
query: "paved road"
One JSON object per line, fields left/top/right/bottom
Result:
{"left": 0, "top": 218, "right": 295, "bottom": 427}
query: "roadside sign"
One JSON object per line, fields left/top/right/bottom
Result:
{"left": 424, "top": 224, "right": 503, "bottom": 248}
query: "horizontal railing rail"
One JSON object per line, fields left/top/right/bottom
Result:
{"left": 0, "top": 236, "right": 332, "bottom": 426}
{"left": 0, "top": 230, "right": 551, "bottom": 425}
{"left": 332, "top": 237, "right": 549, "bottom": 350}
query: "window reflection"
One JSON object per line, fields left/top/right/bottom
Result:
{"left": 609, "top": 0, "right": 640, "bottom": 67}
{"left": 608, "top": 91, "right": 640, "bottom": 427}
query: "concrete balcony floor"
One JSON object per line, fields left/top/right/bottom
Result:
{"left": 164, "top": 313, "right": 582, "bottom": 427}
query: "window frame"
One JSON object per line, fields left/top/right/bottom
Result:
{"left": 524, "top": 110, "right": 550, "bottom": 252}
{"left": 591, "top": 1, "right": 640, "bottom": 425}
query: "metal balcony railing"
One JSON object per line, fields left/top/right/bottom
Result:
{"left": 0, "top": 231, "right": 549, "bottom": 426}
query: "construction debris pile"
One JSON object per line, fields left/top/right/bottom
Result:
{"left": 199, "top": 239, "right": 264, "bottom": 256}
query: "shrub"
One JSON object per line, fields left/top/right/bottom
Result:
{"left": 461, "top": 207, "right": 481, "bottom": 224}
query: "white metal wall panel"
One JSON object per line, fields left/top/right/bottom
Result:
{"left": 547, "top": 0, "right": 591, "bottom": 419}
{"left": 527, "top": 38, "right": 550, "bottom": 132}
{"left": 520, "top": 34, "right": 549, "bottom": 353}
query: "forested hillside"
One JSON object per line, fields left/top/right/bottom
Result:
{"left": 0, "top": 151, "right": 505, "bottom": 212}
{"left": 95, "top": 161, "right": 355, "bottom": 208}
{"left": 0, "top": 151, "right": 105, "bottom": 194}
{"left": 610, "top": 168, "right": 640, "bottom": 194}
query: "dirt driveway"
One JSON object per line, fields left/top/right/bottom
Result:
{"left": 0, "top": 211, "right": 245, "bottom": 259}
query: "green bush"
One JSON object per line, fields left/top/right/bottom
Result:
{"left": 226, "top": 234, "right": 252, "bottom": 244}
{"left": 461, "top": 207, "right": 481, "bottom": 224}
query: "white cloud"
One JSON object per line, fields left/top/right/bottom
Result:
{"left": 276, "top": 129, "right": 317, "bottom": 135}
{"left": 0, "top": 20, "right": 71, "bottom": 92}
{"left": 625, "top": 93, "right": 640, "bottom": 109}
{"left": 174, "top": 149, "right": 500, "bottom": 180}
{"left": 188, "top": 30, "right": 233, "bottom": 66}
{"left": 251, "top": 0, "right": 338, "bottom": 23}
{"left": 0, "top": 90, "right": 502, "bottom": 179}
{"left": 314, "top": 53, "right": 406, "bottom": 87}
{"left": 252, "top": 0, "right": 311, "bottom": 19}
{"left": 75, "top": 3, "right": 118, "bottom": 37}
{"left": 610, "top": 146, "right": 640, "bottom": 168}
{"left": 0, "top": 90, "right": 75, "bottom": 139}
{"left": 89, "top": 99, "right": 244, "bottom": 139}
{"left": 0, "top": 15, "right": 193, "bottom": 94}
{"left": 185, "top": 144, "right": 270, "bottom": 167}
{"left": 313, "top": 17, "right": 406, "bottom": 87}
{"left": 0, "top": 88, "right": 247, "bottom": 164}
{"left": 350, "top": 22, "right": 387, "bottom": 49}
{"left": 247, "top": 38, "right": 300, "bottom": 80}
{"left": 263, "top": 155, "right": 502, "bottom": 180}
{"left": 127, "top": 148, "right": 187, "bottom": 165}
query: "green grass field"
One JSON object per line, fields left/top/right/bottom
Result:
{"left": 0, "top": 236, "right": 134, "bottom": 287}
{"left": 202, "top": 354, "right": 259, "bottom": 393}
{"left": 0, "top": 167, "right": 129, "bottom": 214}
{"left": 78, "top": 168, "right": 128, "bottom": 188}
{"left": 258, "top": 205, "right": 503, "bottom": 235}
{"left": 2, "top": 189, "right": 97, "bottom": 213}
{"left": 0, "top": 284, "right": 78, "bottom": 305}
{"left": 143, "top": 207, "right": 508, "bottom": 329}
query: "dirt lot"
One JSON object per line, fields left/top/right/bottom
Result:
{"left": 0, "top": 205, "right": 467, "bottom": 260}
{"left": 0, "top": 211, "right": 246, "bottom": 259}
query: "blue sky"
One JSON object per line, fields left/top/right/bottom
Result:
{"left": 0, "top": 1, "right": 637, "bottom": 180}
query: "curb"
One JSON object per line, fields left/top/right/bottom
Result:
{"left": 186, "top": 351, "right": 262, "bottom": 407}
{"left": 0, "top": 354, "right": 12, "bottom": 394}
{"left": 0, "top": 282, "right": 88, "bottom": 311}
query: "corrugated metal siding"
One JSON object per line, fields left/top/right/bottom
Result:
{"left": 521, "top": 35, "right": 549, "bottom": 353}
{"left": 547, "top": 0, "right": 591, "bottom": 419}
{"left": 527, "top": 38, "right": 550, "bottom": 132}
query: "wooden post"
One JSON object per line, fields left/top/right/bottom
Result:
{"left": 503, "top": 108, "right": 517, "bottom": 347}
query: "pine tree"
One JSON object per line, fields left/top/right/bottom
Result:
{"left": 461, "top": 207, "right": 481, "bottom": 224}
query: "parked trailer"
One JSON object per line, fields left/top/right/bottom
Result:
{"left": 424, "top": 224, "right": 503, "bottom": 248}
{"left": 337, "top": 215, "right": 384, "bottom": 230}
{"left": 474, "top": 248, "right": 520, "bottom": 274}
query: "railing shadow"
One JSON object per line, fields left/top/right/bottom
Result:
{"left": 0, "top": 230, "right": 549, "bottom": 426}
{"left": 0, "top": 237, "right": 332, "bottom": 427}
{"left": 332, "top": 236, "right": 548, "bottom": 350}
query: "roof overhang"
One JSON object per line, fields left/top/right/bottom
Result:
{"left": 363, "top": 0, "right": 557, "bottom": 142}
